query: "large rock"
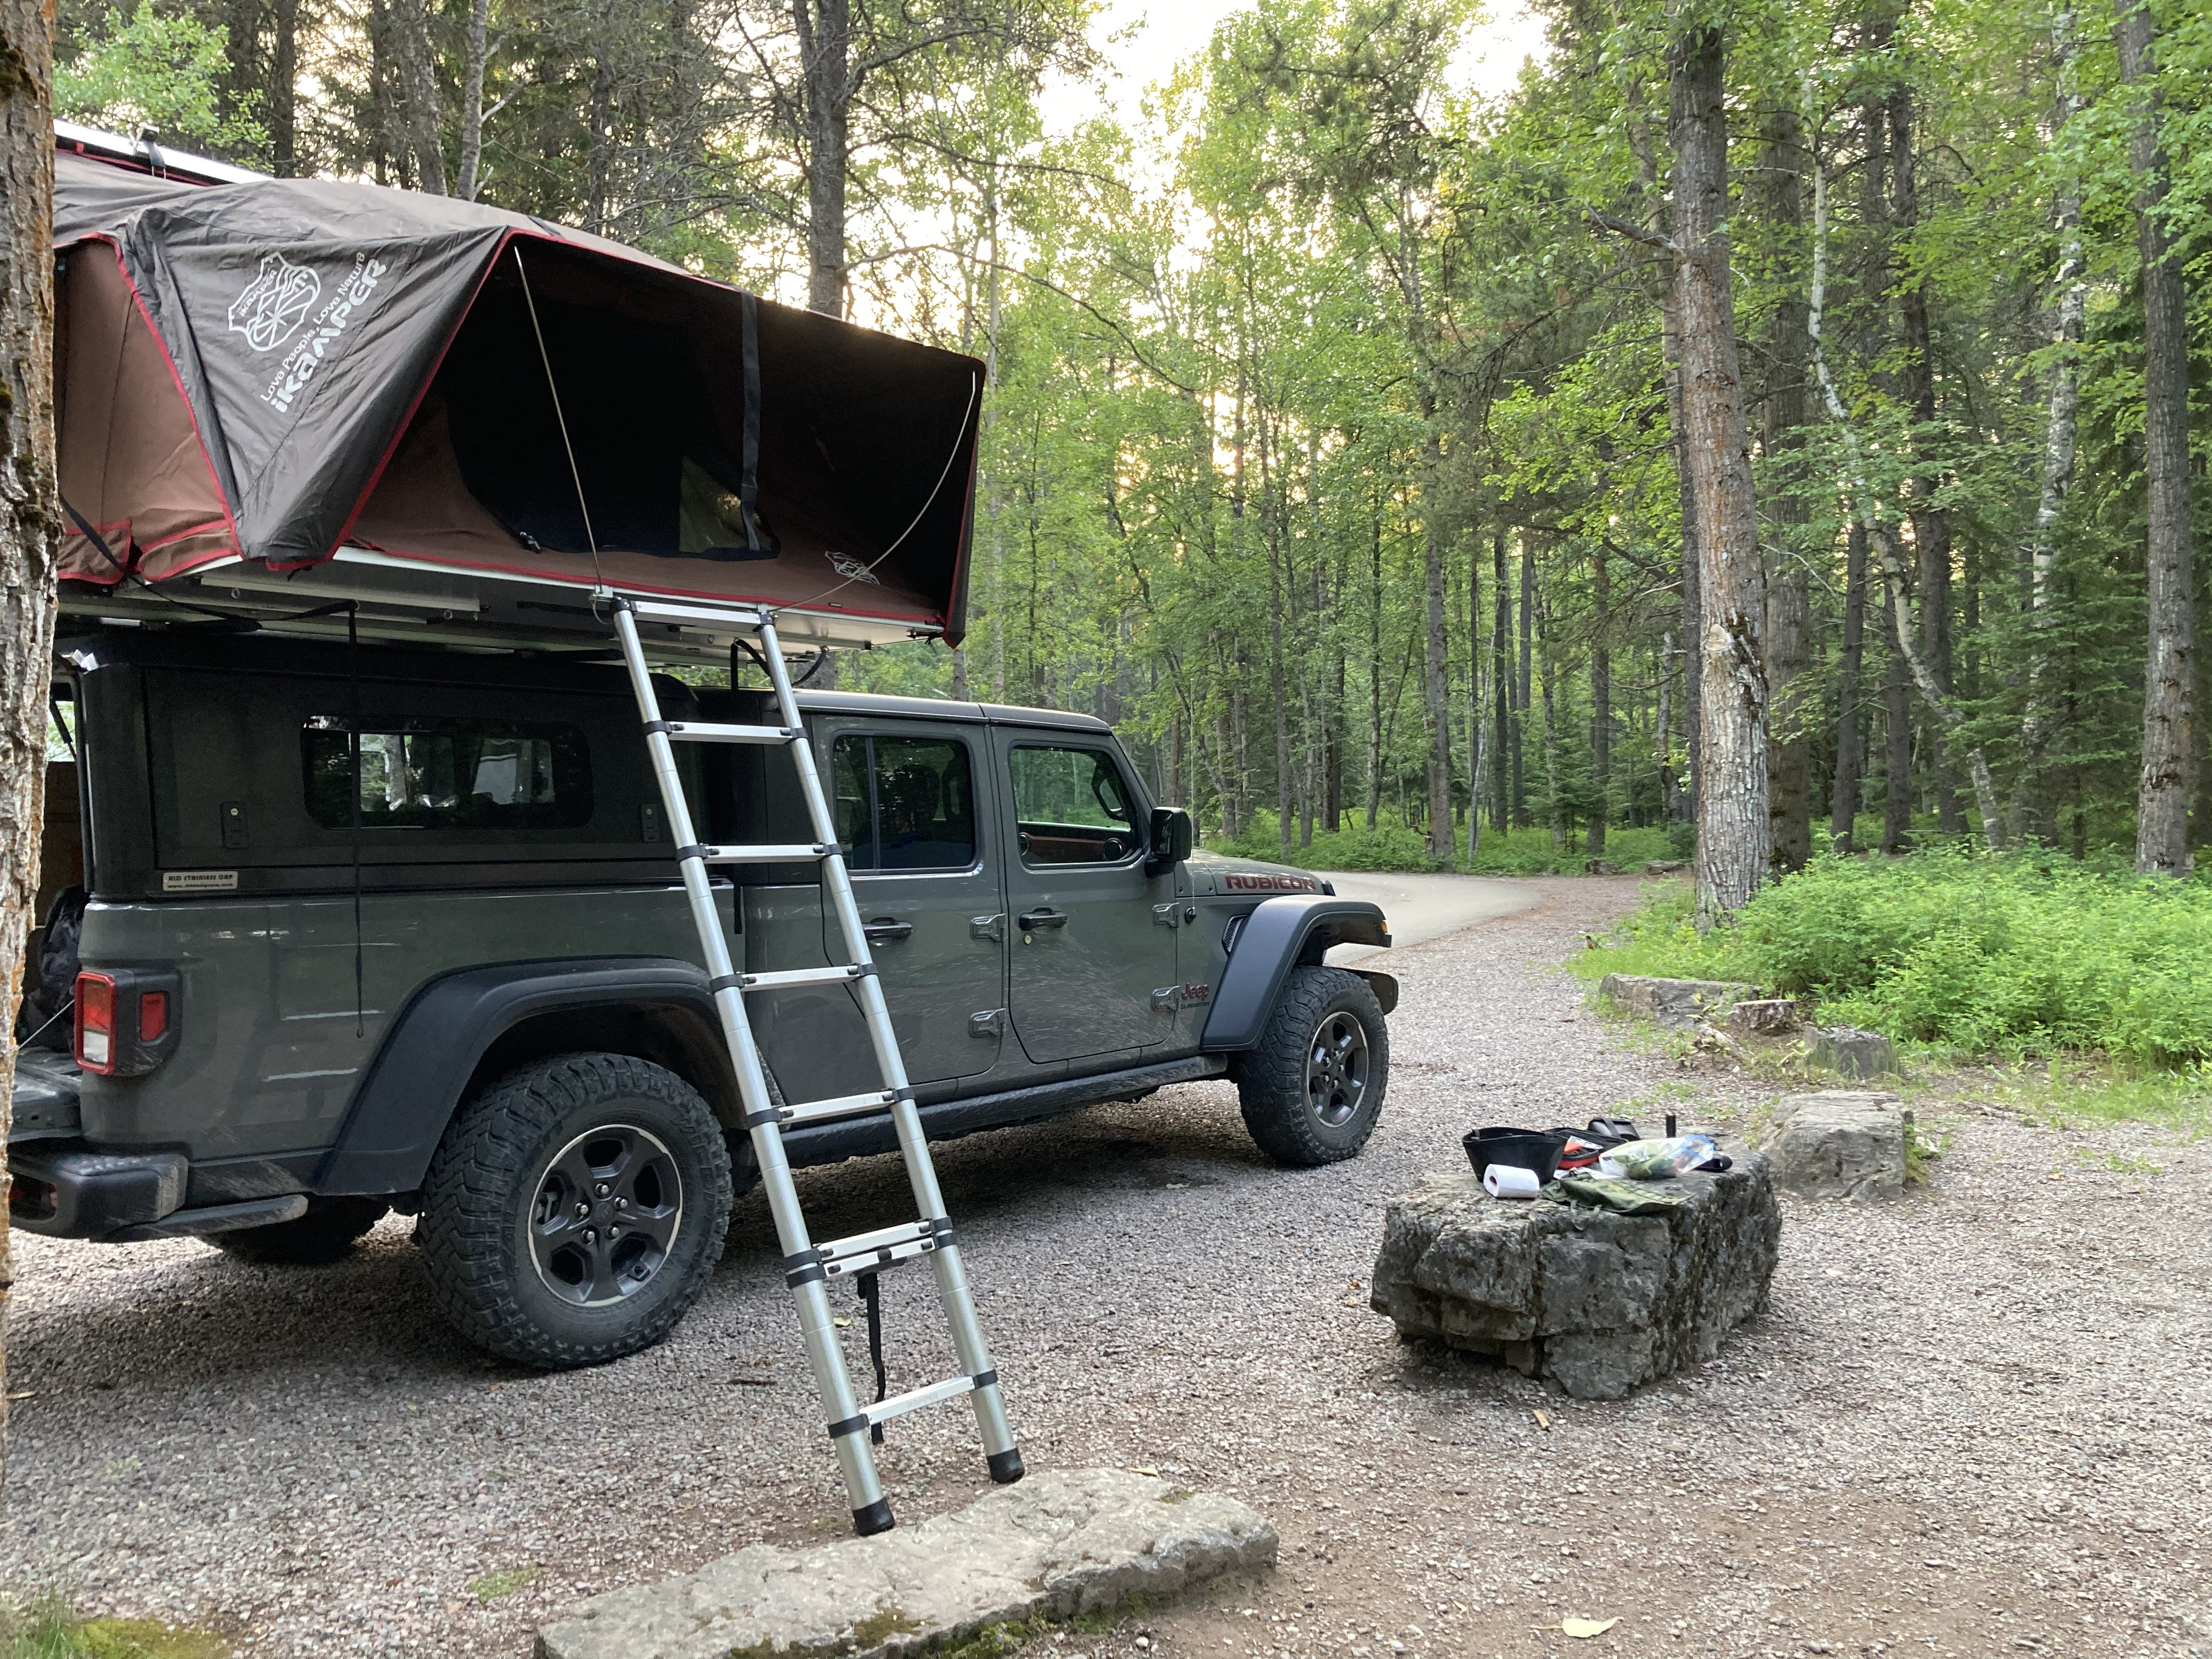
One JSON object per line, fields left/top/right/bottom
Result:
{"left": 535, "top": 1469, "right": 1275, "bottom": 1659}
{"left": 1808, "top": 1024, "right": 1899, "bottom": 1079}
{"left": 1757, "top": 1090, "right": 1905, "bottom": 1200}
{"left": 1728, "top": 996, "right": 1800, "bottom": 1036}
{"left": 1598, "top": 974, "right": 1757, "bottom": 1029}
{"left": 1369, "top": 1155, "right": 1781, "bottom": 1401}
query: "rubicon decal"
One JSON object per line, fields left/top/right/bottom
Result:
{"left": 259, "top": 251, "right": 393, "bottom": 412}
{"left": 227, "top": 251, "right": 321, "bottom": 352}
{"left": 1224, "top": 872, "right": 1319, "bottom": 892}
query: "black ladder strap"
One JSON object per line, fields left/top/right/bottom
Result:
{"left": 859, "top": 1270, "right": 888, "bottom": 1444}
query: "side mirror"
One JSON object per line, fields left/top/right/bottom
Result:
{"left": 1145, "top": 806, "right": 1193, "bottom": 876}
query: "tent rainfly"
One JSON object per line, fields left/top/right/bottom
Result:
{"left": 50, "top": 132, "right": 983, "bottom": 649}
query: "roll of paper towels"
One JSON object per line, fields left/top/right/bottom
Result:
{"left": 1483, "top": 1163, "right": 1542, "bottom": 1199}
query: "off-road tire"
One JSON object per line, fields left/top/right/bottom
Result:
{"left": 208, "top": 1197, "right": 390, "bottom": 1265}
{"left": 417, "top": 1052, "right": 733, "bottom": 1369}
{"left": 1234, "top": 967, "right": 1389, "bottom": 1167}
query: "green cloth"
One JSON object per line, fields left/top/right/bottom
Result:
{"left": 1543, "top": 1174, "right": 1694, "bottom": 1215}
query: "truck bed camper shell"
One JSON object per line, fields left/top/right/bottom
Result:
{"left": 50, "top": 121, "right": 981, "bottom": 661}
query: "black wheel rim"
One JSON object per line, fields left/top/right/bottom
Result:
{"left": 1304, "top": 1011, "right": 1370, "bottom": 1128}
{"left": 528, "top": 1124, "right": 684, "bottom": 1307}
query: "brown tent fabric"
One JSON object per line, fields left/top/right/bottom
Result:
{"left": 52, "top": 148, "right": 981, "bottom": 642}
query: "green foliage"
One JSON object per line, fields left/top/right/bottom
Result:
{"left": 0, "top": 1593, "right": 228, "bottom": 1659}
{"left": 1582, "top": 850, "right": 2212, "bottom": 1066}
{"left": 56, "top": 4, "right": 266, "bottom": 155}
{"left": 1207, "top": 812, "right": 1678, "bottom": 874}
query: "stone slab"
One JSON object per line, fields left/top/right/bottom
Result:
{"left": 1728, "top": 997, "right": 1800, "bottom": 1036}
{"left": 1369, "top": 1152, "right": 1780, "bottom": 1400}
{"left": 1598, "top": 974, "right": 1757, "bottom": 1029}
{"left": 1808, "top": 1024, "right": 1899, "bottom": 1080}
{"left": 535, "top": 1469, "right": 1276, "bottom": 1659}
{"left": 1758, "top": 1089, "right": 1905, "bottom": 1199}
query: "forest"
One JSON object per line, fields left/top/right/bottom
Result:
{"left": 52, "top": 0, "right": 2210, "bottom": 910}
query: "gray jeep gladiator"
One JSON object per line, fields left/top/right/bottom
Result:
{"left": 10, "top": 626, "right": 1394, "bottom": 1367}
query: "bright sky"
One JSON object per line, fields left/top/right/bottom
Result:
{"left": 1039, "top": 0, "right": 1553, "bottom": 137}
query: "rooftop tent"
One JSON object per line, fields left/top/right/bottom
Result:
{"left": 50, "top": 138, "right": 981, "bottom": 646}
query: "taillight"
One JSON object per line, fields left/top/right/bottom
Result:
{"left": 72, "top": 967, "right": 179, "bottom": 1076}
{"left": 76, "top": 971, "right": 116, "bottom": 1074}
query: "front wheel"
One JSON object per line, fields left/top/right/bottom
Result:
{"left": 1234, "top": 967, "right": 1390, "bottom": 1167}
{"left": 417, "top": 1052, "right": 733, "bottom": 1369}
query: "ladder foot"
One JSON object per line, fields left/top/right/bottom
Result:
{"left": 986, "top": 1448, "right": 1026, "bottom": 1486}
{"left": 853, "top": 1498, "right": 897, "bottom": 1537}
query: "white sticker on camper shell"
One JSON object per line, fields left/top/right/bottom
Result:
{"left": 162, "top": 870, "right": 240, "bottom": 892}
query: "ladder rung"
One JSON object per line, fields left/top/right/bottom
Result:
{"left": 818, "top": 1218, "right": 940, "bottom": 1268}
{"left": 690, "top": 843, "right": 834, "bottom": 863}
{"left": 735, "top": 964, "right": 871, "bottom": 992}
{"left": 653, "top": 720, "right": 797, "bottom": 744}
{"left": 865, "top": 1375, "right": 978, "bottom": 1427}
{"left": 778, "top": 1088, "right": 901, "bottom": 1127}
{"left": 629, "top": 599, "right": 769, "bottom": 629}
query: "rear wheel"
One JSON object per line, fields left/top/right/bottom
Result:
{"left": 1234, "top": 967, "right": 1390, "bottom": 1167}
{"left": 417, "top": 1052, "right": 732, "bottom": 1369}
{"left": 208, "top": 1197, "right": 390, "bottom": 1265}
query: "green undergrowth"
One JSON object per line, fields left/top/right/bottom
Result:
{"left": 1205, "top": 815, "right": 1684, "bottom": 876}
{"left": 1951, "top": 1058, "right": 2212, "bottom": 1138}
{"left": 1577, "top": 848, "right": 2212, "bottom": 1075}
{"left": 0, "top": 1594, "right": 228, "bottom": 1659}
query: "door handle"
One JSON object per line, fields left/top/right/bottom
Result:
{"left": 863, "top": 917, "right": 914, "bottom": 943}
{"left": 1017, "top": 908, "right": 1068, "bottom": 932}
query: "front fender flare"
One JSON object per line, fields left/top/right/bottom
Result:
{"left": 317, "top": 957, "right": 723, "bottom": 1197}
{"left": 1199, "top": 896, "right": 1390, "bottom": 1051}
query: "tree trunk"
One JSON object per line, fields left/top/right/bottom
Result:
{"left": 585, "top": 30, "right": 615, "bottom": 233}
{"left": 1419, "top": 426, "right": 1452, "bottom": 860}
{"left": 1491, "top": 532, "right": 1511, "bottom": 831}
{"left": 391, "top": 0, "right": 448, "bottom": 195}
{"left": 1266, "top": 427, "right": 1292, "bottom": 854}
{"left": 796, "top": 0, "right": 851, "bottom": 316}
{"left": 1515, "top": 539, "right": 1532, "bottom": 826}
{"left": 1883, "top": 598, "right": 1913, "bottom": 851}
{"left": 1589, "top": 540, "right": 1610, "bottom": 855}
{"left": 0, "top": 0, "right": 62, "bottom": 1482}
{"left": 455, "top": 0, "right": 492, "bottom": 201}
{"left": 2015, "top": 3, "right": 2087, "bottom": 842}
{"left": 1467, "top": 531, "right": 1484, "bottom": 860}
{"left": 1762, "top": 107, "right": 1813, "bottom": 875}
{"left": 1367, "top": 504, "right": 1383, "bottom": 830}
{"left": 1657, "top": 629, "right": 1675, "bottom": 820}
{"left": 1888, "top": 72, "right": 1962, "bottom": 835}
{"left": 271, "top": 0, "right": 298, "bottom": 176}
{"left": 1830, "top": 521, "right": 1869, "bottom": 849}
{"left": 1671, "top": 25, "right": 1769, "bottom": 924}
{"left": 2115, "top": 0, "right": 2196, "bottom": 874}
{"left": 1537, "top": 583, "right": 1564, "bottom": 851}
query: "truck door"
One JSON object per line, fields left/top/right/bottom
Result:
{"left": 829, "top": 722, "right": 1007, "bottom": 1088}
{"left": 995, "top": 733, "right": 1179, "bottom": 1063}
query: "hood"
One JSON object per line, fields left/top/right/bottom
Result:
{"left": 1184, "top": 850, "right": 1331, "bottom": 897}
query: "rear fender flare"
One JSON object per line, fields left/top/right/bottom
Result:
{"left": 317, "top": 957, "right": 735, "bottom": 1197}
{"left": 1199, "top": 896, "right": 1390, "bottom": 1052}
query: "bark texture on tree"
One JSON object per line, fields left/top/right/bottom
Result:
{"left": 1669, "top": 26, "right": 1768, "bottom": 924}
{"left": 1589, "top": 539, "right": 1610, "bottom": 855}
{"left": 2115, "top": 0, "right": 2196, "bottom": 874}
{"left": 391, "top": 0, "right": 448, "bottom": 195}
{"left": 796, "top": 0, "right": 852, "bottom": 316}
{"left": 1419, "top": 426, "right": 1452, "bottom": 859}
{"left": 272, "top": 0, "right": 299, "bottom": 176}
{"left": 0, "top": 0, "right": 61, "bottom": 1481}
{"left": 455, "top": 0, "right": 492, "bottom": 201}
{"left": 1830, "top": 521, "right": 1868, "bottom": 848}
{"left": 2015, "top": 3, "right": 2087, "bottom": 841}
{"left": 1760, "top": 106, "right": 1812, "bottom": 874}
{"left": 1888, "top": 73, "right": 1962, "bottom": 835}
{"left": 1491, "top": 532, "right": 1510, "bottom": 832}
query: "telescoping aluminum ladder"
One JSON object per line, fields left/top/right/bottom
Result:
{"left": 610, "top": 595, "right": 1023, "bottom": 1535}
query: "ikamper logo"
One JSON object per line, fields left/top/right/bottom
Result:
{"left": 226, "top": 251, "right": 322, "bottom": 352}
{"left": 257, "top": 251, "right": 392, "bottom": 413}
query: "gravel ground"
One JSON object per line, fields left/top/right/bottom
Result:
{"left": 4, "top": 875, "right": 2209, "bottom": 1658}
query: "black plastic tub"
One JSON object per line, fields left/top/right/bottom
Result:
{"left": 1462, "top": 1127, "right": 1568, "bottom": 1182}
